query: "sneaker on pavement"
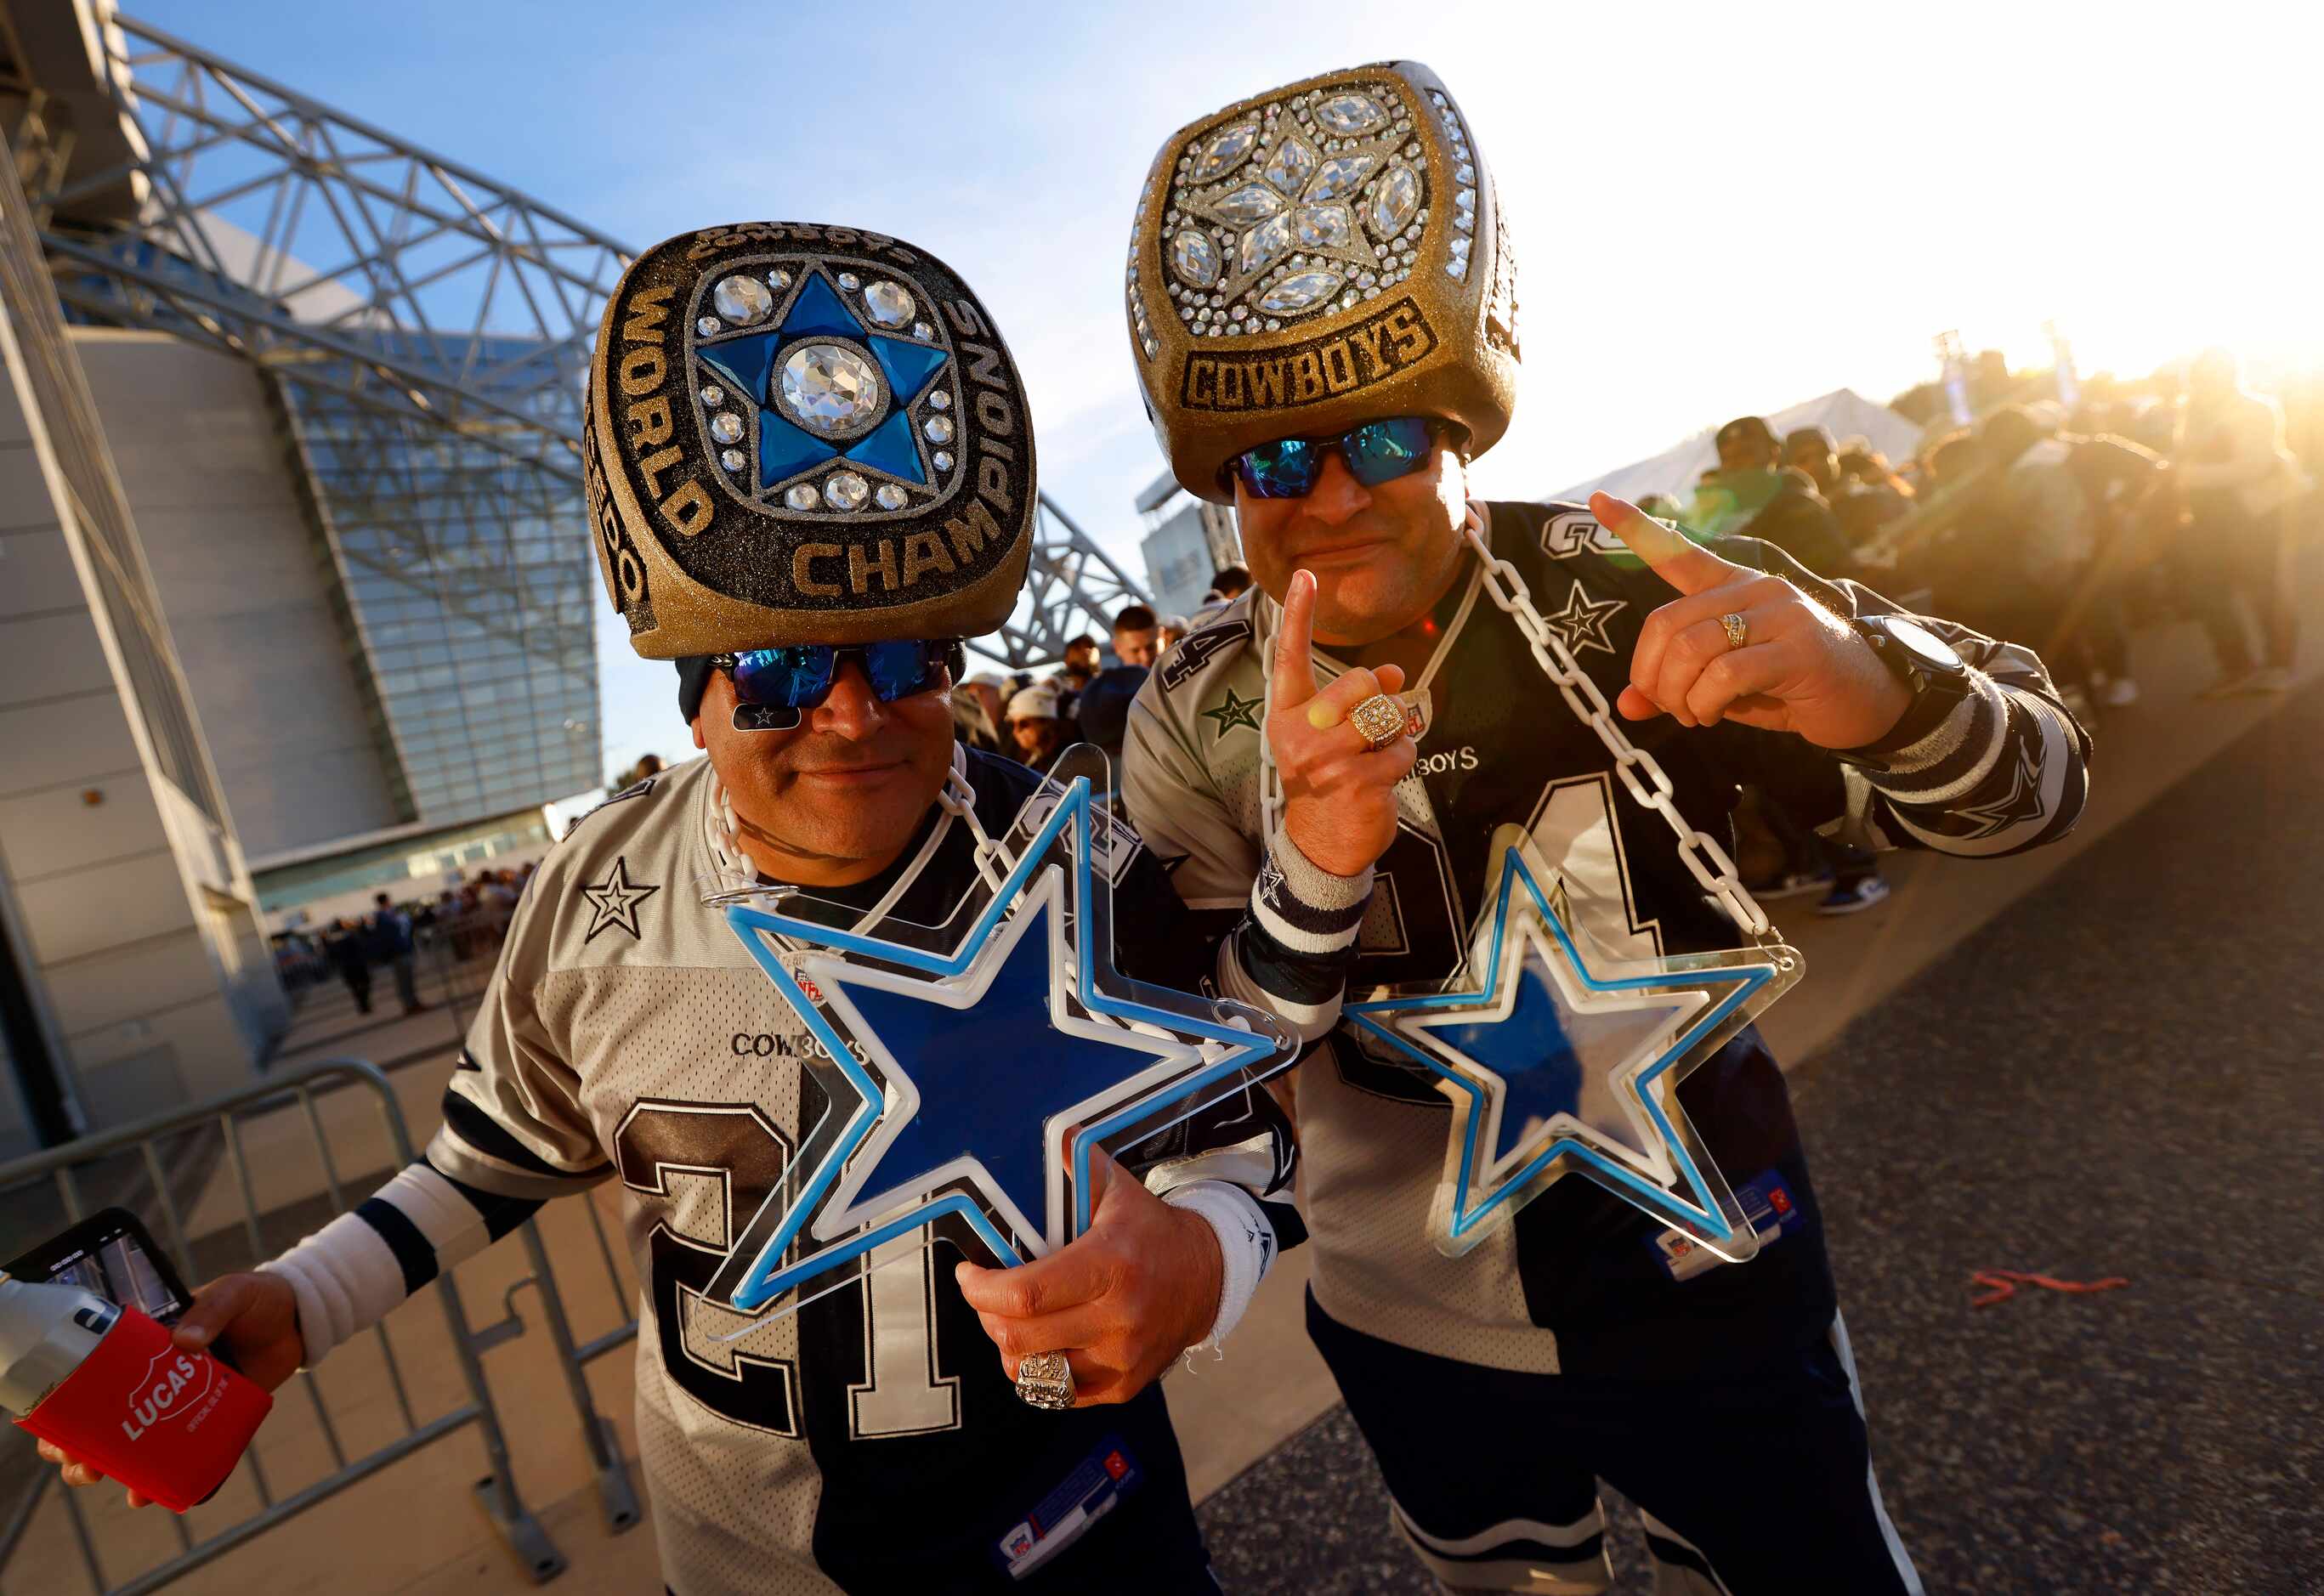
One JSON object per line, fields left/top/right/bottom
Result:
{"left": 2199, "top": 671, "right": 2255, "bottom": 699}
{"left": 2242, "top": 665, "right": 2292, "bottom": 693}
{"left": 1744, "top": 869, "right": 1835, "bottom": 901}
{"left": 1817, "top": 875, "right": 1892, "bottom": 915}
{"left": 2101, "top": 676, "right": 2140, "bottom": 707}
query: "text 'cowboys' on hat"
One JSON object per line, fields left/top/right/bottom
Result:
{"left": 1126, "top": 63, "right": 1518, "bottom": 504}
{"left": 587, "top": 223, "right": 1035, "bottom": 658}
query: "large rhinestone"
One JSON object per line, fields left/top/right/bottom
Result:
{"left": 824, "top": 472, "right": 870, "bottom": 511}
{"left": 1210, "top": 183, "right": 1283, "bottom": 224}
{"left": 1313, "top": 93, "right": 1386, "bottom": 137}
{"left": 712, "top": 274, "right": 773, "bottom": 325}
{"left": 1191, "top": 122, "right": 1259, "bottom": 180}
{"left": 709, "top": 411, "right": 744, "bottom": 444}
{"left": 1307, "top": 155, "right": 1378, "bottom": 202}
{"left": 1239, "top": 214, "right": 1292, "bottom": 277}
{"left": 1367, "top": 165, "right": 1421, "bottom": 240}
{"left": 1264, "top": 134, "right": 1318, "bottom": 195}
{"left": 861, "top": 280, "right": 915, "bottom": 329}
{"left": 1293, "top": 204, "right": 1355, "bottom": 250}
{"left": 1171, "top": 229, "right": 1221, "bottom": 288}
{"left": 777, "top": 343, "right": 884, "bottom": 439}
{"left": 1259, "top": 269, "right": 1346, "bottom": 314}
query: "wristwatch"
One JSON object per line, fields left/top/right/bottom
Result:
{"left": 1842, "top": 614, "right": 1975, "bottom": 760}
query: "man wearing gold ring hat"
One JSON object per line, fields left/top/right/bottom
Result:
{"left": 38, "top": 224, "right": 1352, "bottom": 1594}
{"left": 1119, "top": 64, "right": 2092, "bottom": 1593}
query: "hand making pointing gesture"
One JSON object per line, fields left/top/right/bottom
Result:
{"left": 1591, "top": 492, "right": 1914, "bottom": 750}
{"left": 1267, "top": 568, "right": 1420, "bottom": 879}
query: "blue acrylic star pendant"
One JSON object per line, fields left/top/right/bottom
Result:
{"left": 1344, "top": 825, "right": 1801, "bottom": 1262}
{"left": 710, "top": 753, "right": 1294, "bottom": 1316}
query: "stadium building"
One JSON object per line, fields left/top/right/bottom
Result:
{"left": 0, "top": 0, "right": 1153, "bottom": 1157}
{"left": 0, "top": 0, "right": 616, "bottom": 1152}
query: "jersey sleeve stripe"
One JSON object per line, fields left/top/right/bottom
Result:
{"left": 1219, "top": 932, "right": 1343, "bottom": 1040}
{"left": 430, "top": 1158, "right": 548, "bottom": 1242}
{"left": 1883, "top": 688, "right": 2081, "bottom": 857}
{"left": 439, "top": 1091, "right": 613, "bottom": 1186}
{"left": 355, "top": 1195, "right": 440, "bottom": 1294}
{"left": 1856, "top": 674, "right": 2007, "bottom": 804}
{"left": 1232, "top": 916, "right": 1350, "bottom": 1005}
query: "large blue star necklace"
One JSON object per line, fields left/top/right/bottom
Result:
{"left": 1344, "top": 826, "right": 1800, "bottom": 1261}
{"left": 708, "top": 773, "right": 1294, "bottom": 1314}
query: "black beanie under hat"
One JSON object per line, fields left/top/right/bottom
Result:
{"left": 676, "top": 656, "right": 717, "bottom": 725}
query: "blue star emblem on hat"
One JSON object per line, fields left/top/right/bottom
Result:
{"left": 695, "top": 269, "right": 952, "bottom": 497}
{"left": 709, "top": 773, "right": 1294, "bottom": 1314}
{"left": 1344, "top": 829, "right": 1799, "bottom": 1260}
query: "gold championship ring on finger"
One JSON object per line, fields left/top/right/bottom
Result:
{"left": 1720, "top": 612, "right": 1749, "bottom": 650}
{"left": 1014, "top": 1350, "right": 1075, "bottom": 1411}
{"left": 1347, "top": 693, "right": 1416, "bottom": 753}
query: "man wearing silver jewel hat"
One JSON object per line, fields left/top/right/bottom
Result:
{"left": 38, "top": 222, "right": 1377, "bottom": 1594}
{"left": 1120, "top": 64, "right": 2091, "bottom": 1593}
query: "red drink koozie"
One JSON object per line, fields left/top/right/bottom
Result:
{"left": 1, "top": 1276, "right": 272, "bottom": 1514}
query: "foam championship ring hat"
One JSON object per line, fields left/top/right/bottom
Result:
{"left": 587, "top": 223, "right": 1035, "bottom": 657}
{"left": 1126, "top": 62, "right": 1518, "bottom": 503}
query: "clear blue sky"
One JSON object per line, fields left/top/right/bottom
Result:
{"left": 128, "top": 0, "right": 2315, "bottom": 792}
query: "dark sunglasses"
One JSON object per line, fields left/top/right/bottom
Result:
{"left": 1227, "top": 416, "right": 1449, "bottom": 500}
{"left": 715, "top": 640, "right": 966, "bottom": 731}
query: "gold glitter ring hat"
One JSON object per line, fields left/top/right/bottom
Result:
{"left": 1126, "top": 62, "right": 1518, "bottom": 505}
{"left": 587, "top": 222, "right": 1034, "bottom": 658}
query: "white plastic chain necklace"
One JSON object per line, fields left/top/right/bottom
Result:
{"left": 1257, "top": 501, "right": 1783, "bottom": 953}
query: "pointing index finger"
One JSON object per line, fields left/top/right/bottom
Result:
{"left": 1270, "top": 569, "right": 1321, "bottom": 710}
{"left": 1590, "top": 492, "right": 1744, "bottom": 597}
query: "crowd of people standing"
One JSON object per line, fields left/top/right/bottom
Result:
{"left": 949, "top": 567, "right": 1255, "bottom": 780}
{"left": 273, "top": 863, "right": 536, "bottom": 1016}
{"left": 1642, "top": 347, "right": 2315, "bottom": 915}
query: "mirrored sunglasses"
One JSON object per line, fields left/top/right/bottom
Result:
{"left": 1228, "top": 416, "right": 1445, "bottom": 500}
{"left": 717, "top": 640, "right": 966, "bottom": 731}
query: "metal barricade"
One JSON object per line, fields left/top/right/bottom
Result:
{"left": 424, "top": 907, "right": 515, "bottom": 1054}
{"left": 464, "top": 1217, "right": 641, "bottom": 1540}
{"left": 0, "top": 1059, "right": 597, "bottom": 1593}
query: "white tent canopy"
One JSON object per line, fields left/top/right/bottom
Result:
{"left": 1545, "top": 388, "right": 1926, "bottom": 507}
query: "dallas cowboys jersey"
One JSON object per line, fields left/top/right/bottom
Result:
{"left": 1122, "top": 500, "right": 2089, "bottom": 1380}
{"left": 293, "top": 750, "right": 1295, "bottom": 1595}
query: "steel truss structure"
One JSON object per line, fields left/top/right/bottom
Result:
{"left": 986, "top": 494, "right": 1154, "bottom": 668}
{"left": 7, "top": 11, "right": 1147, "bottom": 758}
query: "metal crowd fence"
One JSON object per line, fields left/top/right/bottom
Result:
{"left": 0, "top": 1058, "right": 641, "bottom": 1593}
{"left": 424, "top": 907, "right": 514, "bottom": 1054}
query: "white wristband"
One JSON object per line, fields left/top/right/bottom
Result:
{"left": 1160, "top": 1180, "right": 1277, "bottom": 1351}
{"left": 260, "top": 1210, "right": 404, "bottom": 1367}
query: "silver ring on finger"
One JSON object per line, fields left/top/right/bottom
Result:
{"left": 1014, "top": 1350, "right": 1075, "bottom": 1410}
{"left": 1346, "top": 693, "right": 1414, "bottom": 753}
{"left": 1719, "top": 612, "right": 1749, "bottom": 651}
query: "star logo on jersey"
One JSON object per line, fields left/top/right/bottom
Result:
{"left": 711, "top": 774, "right": 1294, "bottom": 1313}
{"left": 1953, "top": 733, "right": 2046, "bottom": 840}
{"left": 580, "top": 857, "right": 660, "bottom": 942}
{"left": 1201, "top": 685, "right": 1264, "bottom": 738}
{"left": 1539, "top": 581, "right": 1628, "bottom": 657}
{"left": 1344, "top": 829, "right": 1799, "bottom": 1260}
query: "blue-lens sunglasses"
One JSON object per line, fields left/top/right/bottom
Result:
{"left": 1226, "top": 416, "right": 1455, "bottom": 500}
{"left": 715, "top": 640, "right": 966, "bottom": 732}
